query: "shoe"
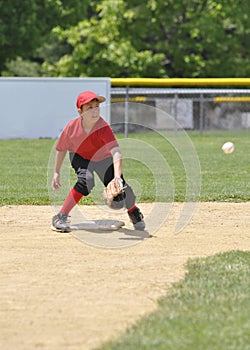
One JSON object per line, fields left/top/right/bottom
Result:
{"left": 128, "top": 207, "right": 145, "bottom": 230}
{"left": 52, "top": 213, "right": 71, "bottom": 232}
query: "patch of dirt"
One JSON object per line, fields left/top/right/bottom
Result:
{"left": 0, "top": 203, "right": 249, "bottom": 350}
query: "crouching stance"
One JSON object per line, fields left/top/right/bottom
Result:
{"left": 51, "top": 90, "right": 145, "bottom": 232}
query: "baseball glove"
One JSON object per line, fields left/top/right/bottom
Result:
{"left": 103, "top": 178, "right": 126, "bottom": 209}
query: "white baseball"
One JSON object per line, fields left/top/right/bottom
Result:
{"left": 222, "top": 141, "right": 234, "bottom": 154}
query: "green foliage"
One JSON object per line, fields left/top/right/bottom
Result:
{"left": 144, "top": 0, "right": 250, "bottom": 77}
{"left": 0, "top": 0, "right": 37, "bottom": 72}
{"left": 2, "top": 57, "right": 42, "bottom": 77}
{"left": 99, "top": 251, "right": 250, "bottom": 350}
{"left": 43, "top": 1, "right": 165, "bottom": 77}
{"left": 0, "top": 0, "right": 93, "bottom": 74}
{"left": 1, "top": 0, "right": 249, "bottom": 77}
{"left": 41, "top": 0, "right": 250, "bottom": 78}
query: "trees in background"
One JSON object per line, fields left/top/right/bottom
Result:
{"left": 0, "top": 0, "right": 90, "bottom": 74}
{"left": 1, "top": 0, "right": 249, "bottom": 78}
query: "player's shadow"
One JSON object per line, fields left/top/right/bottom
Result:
{"left": 118, "top": 228, "right": 153, "bottom": 241}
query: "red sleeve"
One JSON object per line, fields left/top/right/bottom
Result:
{"left": 55, "top": 126, "right": 69, "bottom": 151}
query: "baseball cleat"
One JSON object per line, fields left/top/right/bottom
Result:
{"left": 52, "top": 213, "right": 71, "bottom": 232}
{"left": 128, "top": 207, "right": 145, "bottom": 230}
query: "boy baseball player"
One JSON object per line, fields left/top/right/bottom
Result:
{"left": 51, "top": 90, "right": 145, "bottom": 232}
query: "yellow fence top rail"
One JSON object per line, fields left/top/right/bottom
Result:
{"left": 111, "top": 78, "right": 250, "bottom": 87}
{"left": 214, "top": 96, "right": 250, "bottom": 102}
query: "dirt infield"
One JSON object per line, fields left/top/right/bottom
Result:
{"left": 1, "top": 202, "right": 250, "bottom": 350}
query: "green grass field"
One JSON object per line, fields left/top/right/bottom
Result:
{"left": 0, "top": 130, "right": 249, "bottom": 205}
{"left": 0, "top": 130, "right": 249, "bottom": 350}
{"left": 98, "top": 251, "right": 250, "bottom": 350}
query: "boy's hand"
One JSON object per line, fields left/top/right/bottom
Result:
{"left": 52, "top": 172, "right": 61, "bottom": 190}
{"left": 103, "top": 178, "right": 126, "bottom": 208}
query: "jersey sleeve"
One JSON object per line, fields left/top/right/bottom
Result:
{"left": 55, "top": 126, "right": 69, "bottom": 151}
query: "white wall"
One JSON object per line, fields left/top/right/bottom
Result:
{"left": 0, "top": 77, "right": 110, "bottom": 138}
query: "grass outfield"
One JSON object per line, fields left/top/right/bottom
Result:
{"left": 98, "top": 251, "right": 250, "bottom": 350}
{"left": 0, "top": 130, "right": 249, "bottom": 205}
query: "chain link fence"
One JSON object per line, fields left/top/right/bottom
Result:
{"left": 111, "top": 87, "right": 250, "bottom": 134}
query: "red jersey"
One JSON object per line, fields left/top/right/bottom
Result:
{"left": 56, "top": 117, "right": 119, "bottom": 161}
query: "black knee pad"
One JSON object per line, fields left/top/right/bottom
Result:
{"left": 74, "top": 169, "right": 94, "bottom": 196}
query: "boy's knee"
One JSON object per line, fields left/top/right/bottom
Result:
{"left": 74, "top": 169, "right": 94, "bottom": 196}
